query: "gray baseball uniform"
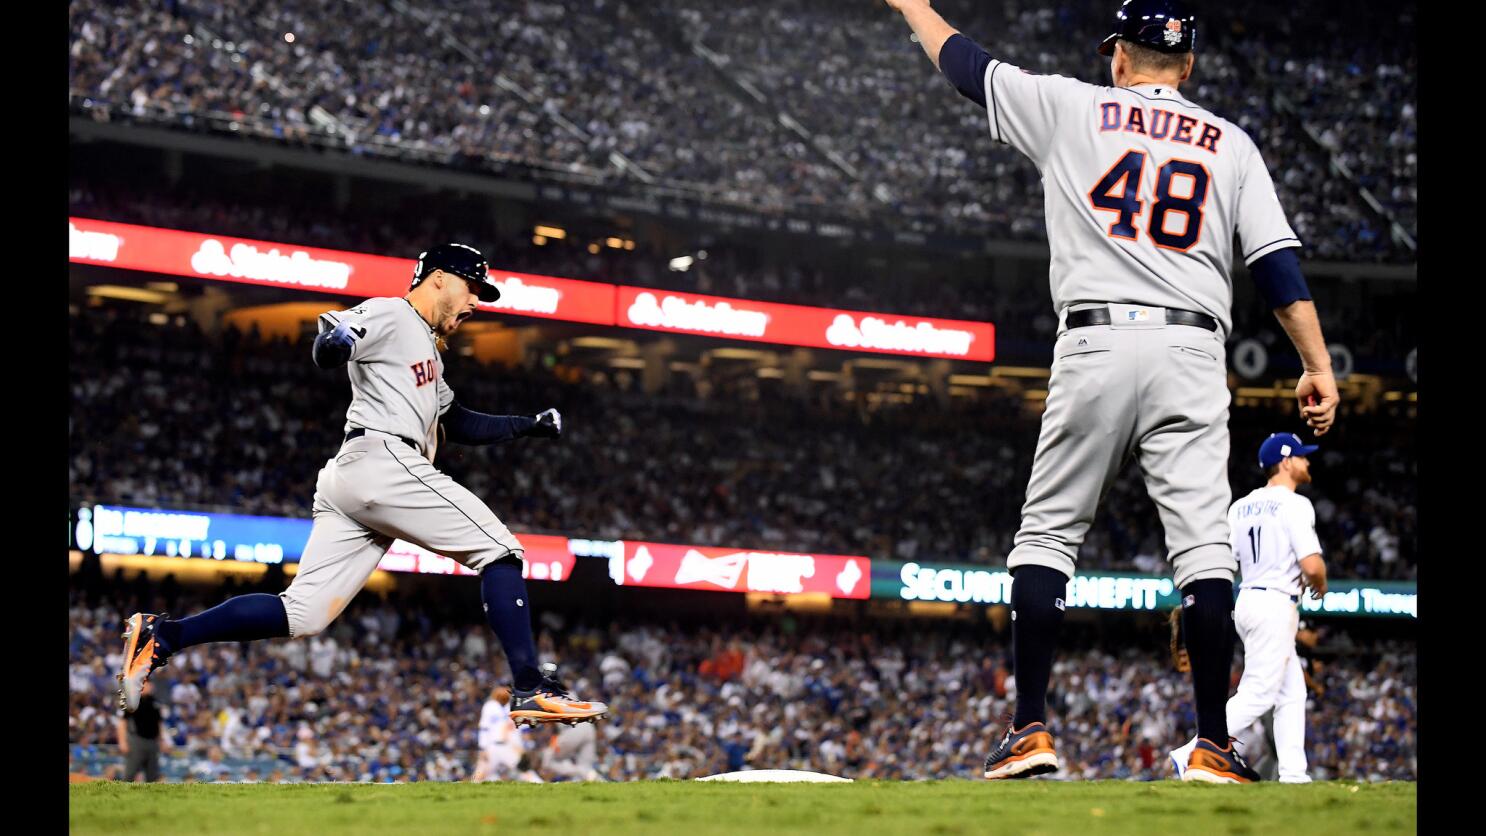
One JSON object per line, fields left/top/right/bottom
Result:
{"left": 278, "top": 297, "right": 523, "bottom": 638}
{"left": 985, "top": 63, "right": 1300, "bottom": 587}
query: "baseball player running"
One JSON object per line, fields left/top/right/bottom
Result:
{"left": 116, "top": 243, "right": 607, "bottom": 728}
{"left": 884, "top": 0, "right": 1339, "bottom": 782}
{"left": 1170, "top": 432, "right": 1327, "bottom": 783}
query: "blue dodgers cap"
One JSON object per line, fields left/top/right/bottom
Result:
{"left": 1258, "top": 433, "right": 1320, "bottom": 469}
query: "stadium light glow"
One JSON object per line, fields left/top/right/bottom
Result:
{"left": 534, "top": 225, "right": 567, "bottom": 239}
{"left": 85, "top": 285, "right": 170, "bottom": 304}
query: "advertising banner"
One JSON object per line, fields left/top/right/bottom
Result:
{"left": 615, "top": 540, "right": 870, "bottom": 599}
{"left": 877, "top": 560, "right": 1416, "bottom": 618}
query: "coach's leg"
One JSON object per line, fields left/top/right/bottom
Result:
{"left": 1007, "top": 323, "right": 1137, "bottom": 726}
{"left": 1138, "top": 324, "right": 1237, "bottom": 745}
{"left": 354, "top": 438, "right": 539, "bottom": 688}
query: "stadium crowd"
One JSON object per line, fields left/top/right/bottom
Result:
{"left": 69, "top": 304, "right": 1416, "bottom": 580}
{"left": 69, "top": 584, "right": 1417, "bottom": 783}
{"left": 68, "top": 0, "right": 1414, "bottom": 261}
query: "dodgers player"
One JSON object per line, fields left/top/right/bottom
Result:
{"left": 1170, "top": 432, "right": 1328, "bottom": 783}
{"left": 473, "top": 686, "right": 525, "bottom": 781}
{"left": 117, "top": 243, "right": 607, "bottom": 727}
{"left": 883, "top": 0, "right": 1339, "bottom": 782}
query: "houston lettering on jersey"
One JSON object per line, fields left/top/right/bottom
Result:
{"left": 1098, "top": 102, "right": 1222, "bottom": 153}
{"left": 411, "top": 358, "right": 437, "bottom": 387}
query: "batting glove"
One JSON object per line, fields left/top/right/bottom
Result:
{"left": 528, "top": 408, "right": 562, "bottom": 439}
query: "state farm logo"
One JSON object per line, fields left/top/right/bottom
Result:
{"left": 626, "top": 292, "right": 769, "bottom": 337}
{"left": 825, "top": 314, "right": 975, "bottom": 356}
{"left": 69, "top": 222, "right": 122, "bottom": 262}
{"left": 190, "top": 239, "right": 352, "bottom": 289}
{"left": 489, "top": 276, "right": 561, "bottom": 314}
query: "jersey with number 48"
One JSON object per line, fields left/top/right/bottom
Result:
{"left": 982, "top": 60, "right": 1299, "bottom": 336}
{"left": 1228, "top": 486, "right": 1323, "bottom": 597}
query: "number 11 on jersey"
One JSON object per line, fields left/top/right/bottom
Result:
{"left": 1246, "top": 526, "right": 1262, "bottom": 564}
{"left": 1088, "top": 150, "right": 1210, "bottom": 251}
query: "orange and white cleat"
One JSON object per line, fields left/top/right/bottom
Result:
{"left": 509, "top": 663, "right": 608, "bottom": 727}
{"left": 117, "top": 613, "right": 171, "bottom": 714}
{"left": 982, "top": 720, "right": 1059, "bottom": 780}
{"left": 1182, "top": 738, "right": 1261, "bottom": 784}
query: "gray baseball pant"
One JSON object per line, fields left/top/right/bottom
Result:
{"left": 279, "top": 429, "right": 525, "bottom": 638}
{"left": 1007, "top": 303, "right": 1238, "bottom": 588}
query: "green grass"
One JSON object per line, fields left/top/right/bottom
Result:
{"left": 70, "top": 780, "right": 1416, "bottom": 835}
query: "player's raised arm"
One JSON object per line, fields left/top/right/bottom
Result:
{"left": 884, "top": 0, "right": 961, "bottom": 69}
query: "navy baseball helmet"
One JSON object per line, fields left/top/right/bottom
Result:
{"left": 1097, "top": 0, "right": 1197, "bottom": 56}
{"left": 411, "top": 243, "right": 501, "bottom": 303}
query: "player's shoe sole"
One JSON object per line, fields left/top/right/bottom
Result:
{"left": 1182, "top": 767, "right": 1251, "bottom": 784}
{"left": 984, "top": 751, "right": 1060, "bottom": 780}
{"left": 117, "top": 612, "right": 166, "bottom": 714}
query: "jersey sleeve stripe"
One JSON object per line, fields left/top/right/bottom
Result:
{"left": 1242, "top": 236, "right": 1301, "bottom": 265}
{"left": 986, "top": 60, "right": 1006, "bottom": 144}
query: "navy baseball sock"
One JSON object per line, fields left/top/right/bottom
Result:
{"left": 155, "top": 593, "right": 289, "bottom": 653}
{"left": 1010, "top": 565, "right": 1067, "bottom": 728}
{"left": 481, "top": 556, "right": 543, "bottom": 691}
{"left": 1181, "top": 578, "right": 1236, "bottom": 744}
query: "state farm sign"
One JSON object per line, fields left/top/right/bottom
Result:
{"left": 624, "top": 291, "right": 771, "bottom": 337}
{"left": 67, "top": 217, "right": 613, "bottom": 325}
{"left": 68, "top": 217, "right": 993, "bottom": 360}
{"left": 190, "top": 239, "right": 353, "bottom": 289}
{"left": 616, "top": 287, "right": 993, "bottom": 362}
{"left": 618, "top": 540, "right": 869, "bottom": 599}
{"left": 376, "top": 532, "right": 578, "bottom": 581}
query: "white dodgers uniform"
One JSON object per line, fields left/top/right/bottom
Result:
{"left": 477, "top": 697, "right": 523, "bottom": 778}
{"left": 1226, "top": 485, "right": 1323, "bottom": 782}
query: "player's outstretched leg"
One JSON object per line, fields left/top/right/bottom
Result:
{"left": 481, "top": 555, "right": 607, "bottom": 726}
{"left": 118, "top": 594, "right": 289, "bottom": 712}
{"left": 982, "top": 565, "right": 1065, "bottom": 779}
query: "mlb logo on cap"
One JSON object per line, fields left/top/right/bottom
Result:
{"left": 1258, "top": 432, "right": 1319, "bottom": 469}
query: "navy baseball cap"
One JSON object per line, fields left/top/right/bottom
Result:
{"left": 1258, "top": 433, "right": 1319, "bottom": 469}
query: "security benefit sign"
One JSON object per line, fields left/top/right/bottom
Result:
{"left": 888, "top": 562, "right": 1175, "bottom": 612}
{"left": 615, "top": 540, "right": 871, "bottom": 599}
{"left": 878, "top": 560, "right": 1417, "bottom": 619}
